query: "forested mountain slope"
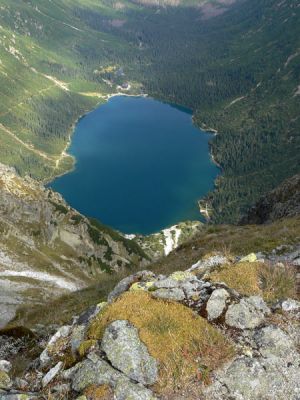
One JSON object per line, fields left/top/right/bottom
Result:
{"left": 0, "top": 0, "right": 299, "bottom": 223}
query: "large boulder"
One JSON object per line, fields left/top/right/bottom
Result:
{"left": 205, "top": 353, "right": 300, "bottom": 400}
{"left": 101, "top": 320, "right": 158, "bottom": 386}
{"left": 254, "top": 325, "right": 297, "bottom": 358}
{"left": 206, "top": 288, "right": 230, "bottom": 321}
{"left": 225, "top": 296, "right": 270, "bottom": 329}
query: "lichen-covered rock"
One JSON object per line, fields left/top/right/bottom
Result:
{"left": 107, "top": 271, "right": 156, "bottom": 302}
{"left": 70, "top": 353, "right": 122, "bottom": 392}
{"left": 254, "top": 326, "right": 296, "bottom": 358}
{"left": 151, "top": 287, "right": 185, "bottom": 301}
{"left": 205, "top": 354, "right": 300, "bottom": 400}
{"left": 152, "top": 277, "right": 179, "bottom": 289}
{"left": 130, "top": 281, "right": 155, "bottom": 292}
{"left": 114, "top": 377, "right": 158, "bottom": 400}
{"left": 170, "top": 271, "right": 194, "bottom": 281}
{"left": 76, "top": 303, "right": 106, "bottom": 326}
{"left": 225, "top": 296, "right": 270, "bottom": 329}
{"left": 239, "top": 253, "right": 257, "bottom": 263}
{"left": 0, "top": 370, "right": 11, "bottom": 390}
{"left": 101, "top": 320, "right": 158, "bottom": 386}
{"left": 206, "top": 288, "right": 230, "bottom": 320}
{"left": 188, "top": 254, "right": 229, "bottom": 274}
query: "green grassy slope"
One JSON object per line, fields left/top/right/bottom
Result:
{"left": 0, "top": 0, "right": 138, "bottom": 179}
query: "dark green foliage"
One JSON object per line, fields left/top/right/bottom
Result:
{"left": 88, "top": 218, "right": 150, "bottom": 260}
{"left": 71, "top": 214, "right": 84, "bottom": 225}
{"left": 49, "top": 200, "right": 68, "bottom": 215}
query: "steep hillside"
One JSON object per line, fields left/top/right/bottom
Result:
{"left": 242, "top": 173, "right": 300, "bottom": 224}
{"left": 0, "top": 163, "right": 149, "bottom": 328}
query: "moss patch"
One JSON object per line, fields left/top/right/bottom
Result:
{"left": 84, "top": 384, "right": 113, "bottom": 400}
{"left": 88, "top": 292, "right": 234, "bottom": 394}
{"left": 78, "top": 340, "right": 97, "bottom": 358}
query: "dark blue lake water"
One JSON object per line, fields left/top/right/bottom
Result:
{"left": 49, "top": 96, "right": 219, "bottom": 234}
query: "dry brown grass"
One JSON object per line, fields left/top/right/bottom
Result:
{"left": 209, "top": 261, "right": 298, "bottom": 301}
{"left": 88, "top": 292, "right": 234, "bottom": 395}
{"left": 259, "top": 263, "right": 297, "bottom": 301}
{"left": 209, "top": 261, "right": 263, "bottom": 296}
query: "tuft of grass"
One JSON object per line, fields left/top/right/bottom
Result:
{"left": 209, "top": 262, "right": 263, "bottom": 296}
{"left": 209, "top": 261, "right": 298, "bottom": 302}
{"left": 259, "top": 263, "right": 297, "bottom": 302}
{"left": 88, "top": 292, "right": 234, "bottom": 395}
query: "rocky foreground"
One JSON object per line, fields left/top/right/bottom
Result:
{"left": 0, "top": 251, "right": 299, "bottom": 400}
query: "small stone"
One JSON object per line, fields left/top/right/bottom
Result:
{"left": 114, "top": 377, "right": 158, "bottom": 400}
{"left": 70, "top": 325, "right": 86, "bottom": 354}
{"left": 40, "top": 325, "right": 71, "bottom": 367}
{"left": 281, "top": 299, "right": 300, "bottom": 312}
{"left": 206, "top": 288, "right": 230, "bottom": 320}
{"left": 170, "top": 271, "right": 194, "bottom": 281}
{"left": 42, "top": 361, "right": 63, "bottom": 387}
{"left": 239, "top": 253, "right": 257, "bottom": 263}
{"left": 0, "top": 360, "right": 11, "bottom": 373}
{"left": 14, "top": 377, "right": 28, "bottom": 390}
{"left": 101, "top": 320, "right": 158, "bottom": 386}
{"left": 152, "top": 287, "right": 185, "bottom": 301}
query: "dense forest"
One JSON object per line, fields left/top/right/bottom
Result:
{"left": 0, "top": 0, "right": 299, "bottom": 222}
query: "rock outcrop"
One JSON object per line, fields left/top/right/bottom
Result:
{"left": 0, "top": 252, "right": 298, "bottom": 399}
{"left": 0, "top": 163, "right": 149, "bottom": 328}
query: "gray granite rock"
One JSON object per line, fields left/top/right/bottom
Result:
{"left": 206, "top": 288, "right": 230, "bottom": 320}
{"left": 70, "top": 352, "right": 122, "bottom": 392}
{"left": 205, "top": 353, "right": 300, "bottom": 400}
{"left": 152, "top": 287, "right": 185, "bottom": 301}
{"left": 225, "top": 296, "right": 270, "bottom": 329}
{"left": 42, "top": 361, "right": 63, "bottom": 387}
{"left": 114, "top": 377, "right": 158, "bottom": 400}
{"left": 281, "top": 298, "right": 300, "bottom": 312}
{"left": 0, "top": 361, "right": 11, "bottom": 374}
{"left": 254, "top": 325, "right": 296, "bottom": 358}
{"left": 101, "top": 320, "right": 158, "bottom": 386}
{"left": 108, "top": 271, "right": 156, "bottom": 302}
